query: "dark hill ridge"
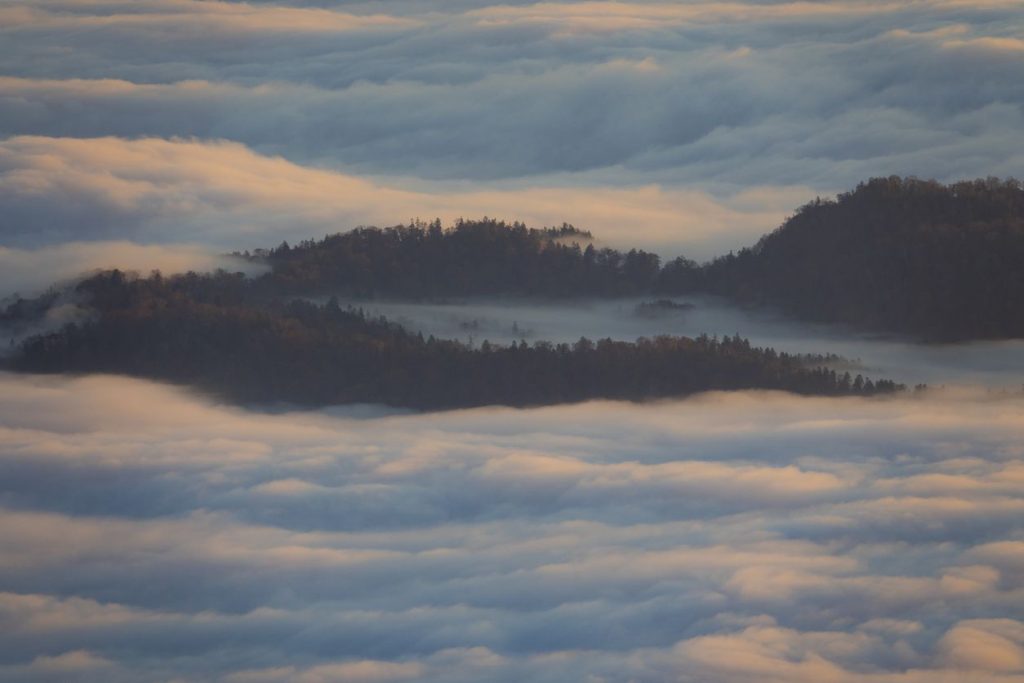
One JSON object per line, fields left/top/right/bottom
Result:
{"left": 252, "top": 219, "right": 661, "bottom": 298}
{"left": 235, "top": 177, "right": 1024, "bottom": 341}
{"left": 6, "top": 270, "right": 898, "bottom": 410}
{"left": 690, "top": 176, "right": 1024, "bottom": 342}
{"left": 2, "top": 175, "right": 1020, "bottom": 408}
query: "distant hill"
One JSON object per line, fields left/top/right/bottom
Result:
{"left": 5, "top": 270, "right": 898, "bottom": 410}
{"left": 238, "top": 178, "right": 1024, "bottom": 341}
{"left": 251, "top": 218, "right": 661, "bottom": 298}
{"left": 18, "top": 176, "right": 1012, "bottom": 405}
{"left": 6, "top": 178, "right": 1022, "bottom": 391}
{"left": 667, "top": 177, "right": 1024, "bottom": 341}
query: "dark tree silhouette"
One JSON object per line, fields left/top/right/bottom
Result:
{"left": 251, "top": 218, "right": 661, "bottom": 298}
{"left": 237, "top": 178, "right": 1024, "bottom": 341}
{"left": 679, "top": 177, "right": 1024, "bottom": 341}
{"left": 7, "top": 270, "right": 900, "bottom": 410}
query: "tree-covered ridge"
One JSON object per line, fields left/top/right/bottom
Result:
{"left": 689, "top": 177, "right": 1024, "bottom": 341}
{"left": 237, "top": 178, "right": 1024, "bottom": 341}
{"left": 8, "top": 270, "right": 900, "bottom": 410}
{"left": 252, "top": 218, "right": 662, "bottom": 297}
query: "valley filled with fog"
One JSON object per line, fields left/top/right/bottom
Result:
{"left": 342, "top": 295, "right": 1024, "bottom": 388}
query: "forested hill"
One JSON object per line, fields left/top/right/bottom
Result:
{"left": 687, "top": 177, "right": 1024, "bottom": 342}
{"left": 239, "top": 177, "right": 1024, "bottom": 341}
{"left": 5, "top": 177, "right": 1020, "bottom": 346}
{"left": 6, "top": 270, "right": 899, "bottom": 410}
{"left": 253, "top": 220, "right": 662, "bottom": 297}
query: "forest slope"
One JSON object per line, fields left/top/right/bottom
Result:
{"left": 5, "top": 270, "right": 898, "bottom": 409}
{"left": 687, "top": 177, "right": 1024, "bottom": 341}
{"left": 242, "top": 177, "right": 1024, "bottom": 341}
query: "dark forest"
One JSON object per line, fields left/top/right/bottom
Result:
{"left": 7, "top": 269, "right": 897, "bottom": 409}
{"left": 6, "top": 175, "right": 1021, "bottom": 408}
{"left": 241, "top": 177, "right": 1024, "bottom": 341}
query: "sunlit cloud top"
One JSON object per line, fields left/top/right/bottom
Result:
{"left": 0, "top": 0, "right": 1021, "bottom": 253}
{"left": 3, "top": 374, "right": 1024, "bottom": 681}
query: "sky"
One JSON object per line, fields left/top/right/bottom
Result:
{"left": 2, "top": 1, "right": 1024, "bottom": 681}
{"left": 1, "top": 0, "right": 1023, "bottom": 269}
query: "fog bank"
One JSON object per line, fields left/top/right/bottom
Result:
{"left": 341, "top": 295, "right": 1024, "bottom": 388}
{"left": 1, "top": 373, "right": 1023, "bottom": 681}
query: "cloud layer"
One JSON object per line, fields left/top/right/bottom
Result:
{"left": 2, "top": 0, "right": 1022, "bottom": 186}
{"left": 0, "top": 135, "right": 804, "bottom": 256}
{"left": 2, "top": 4, "right": 1023, "bottom": 681}
{"left": 1, "top": 373, "right": 1024, "bottom": 681}
{"left": 1, "top": 0, "right": 1022, "bottom": 251}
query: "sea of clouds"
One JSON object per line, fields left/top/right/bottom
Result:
{"left": 1, "top": 0, "right": 1022, "bottom": 257}
{"left": 2, "top": 1, "right": 1024, "bottom": 681}
{"left": 2, "top": 373, "right": 1024, "bottom": 682}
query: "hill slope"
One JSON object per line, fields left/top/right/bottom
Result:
{"left": 683, "top": 177, "right": 1024, "bottom": 341}
{"left": 248, "top": 178, "right": 1024, "bottom": 341}
{"left": 6, "top": 270, "right": 898, "bottom": 409}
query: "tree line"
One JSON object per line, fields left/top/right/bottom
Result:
{"left": 6, "top": 270, "right": 900, "bottom": 410}
{"left": 237, "top": 177, "right": 1024, "bottom": 341}
{"left": 688, "top": 176, "right": 1024, "bottom": 341}
{"left": 247, "top": 218, "right": 662, "bottom": 298}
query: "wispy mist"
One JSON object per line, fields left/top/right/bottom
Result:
{"left": 343, "top": 296, "right": 1024, "bottom": 388}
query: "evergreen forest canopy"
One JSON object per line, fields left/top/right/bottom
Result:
{"left": 255, "top": 221, "right": 662, "bottom": 298}
{"left": 246, "top": 176, "right": 1024, "bottom": 342}
{"left": 695, "top": 176, "right": 1024, "bottom": 341}
{"left": 2, "top": 174, "right": 1019, "bottom": 409}
{"left": 5, "top": 269, "right": 898, "bottom": 409}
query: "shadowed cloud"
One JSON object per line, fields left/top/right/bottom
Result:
{"left": 0, "top": 373, "right": 1023, "bottom": 681}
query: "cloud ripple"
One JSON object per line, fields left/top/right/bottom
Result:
{"left": 0, "top": 373, "right": 1023, "bottom": 681}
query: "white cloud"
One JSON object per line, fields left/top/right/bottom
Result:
{"left": 0, "top": 373, "right": 1023, "bottom": 680}
{"left": 0, "top": 135, "right": 803, "bottom": 256}
{"left": 0, "top": 1, "right": 416, "bottom": 35}
{"left": 0, "top": 0, "right": 1020, "bottom": 201}
{"left": 1, "top": 0, "right": 1023, "bottom": 680}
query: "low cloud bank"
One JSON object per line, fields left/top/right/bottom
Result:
{"left": 0, "top": 135, "right": 801, "bottom": 256}
{"left": 1, "top": 0, "right": 1021, "bottom": 191}
{"left": 1, "top": 0, "right": 1022, "bottom": 258}
{"left": 0, "top": 373, "right": 1023, "bottom": 681}
{"left": 0, "top": 241, "right": 257, "bottom": 296}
